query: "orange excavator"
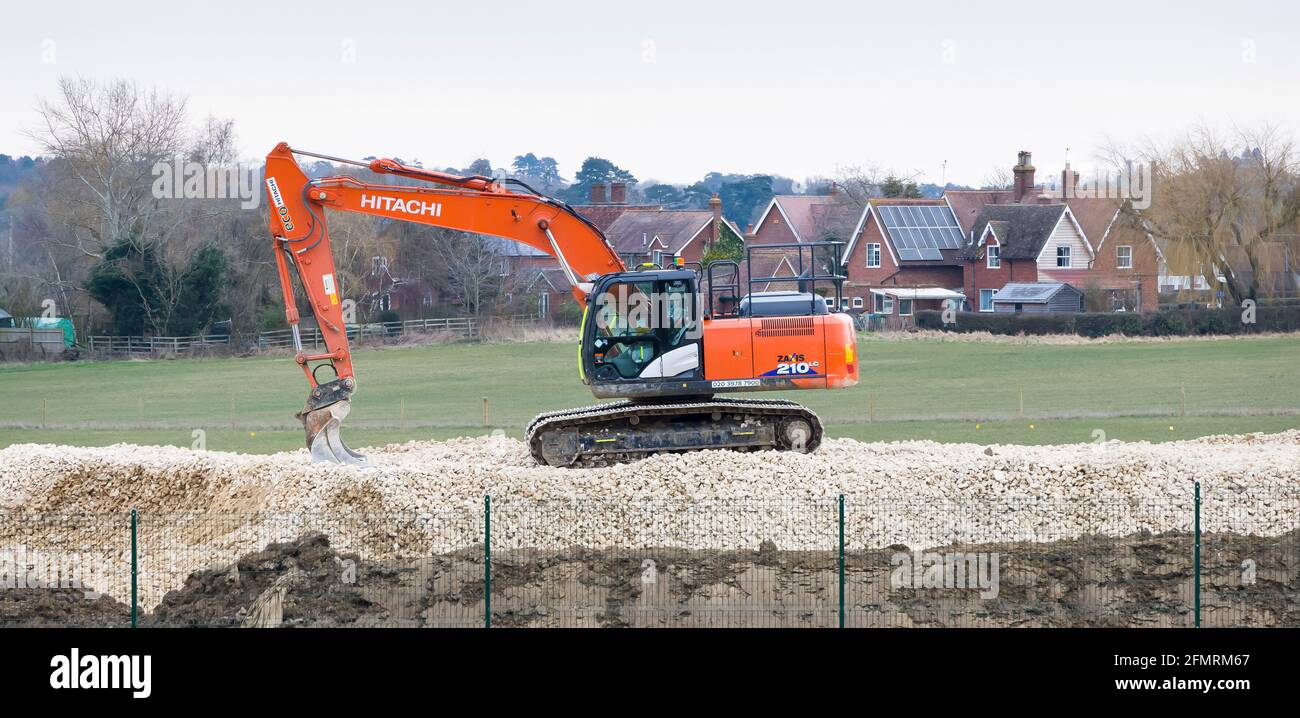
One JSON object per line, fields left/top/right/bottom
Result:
{"left": 265, "top": 143, "right": 858, "bottom": 466}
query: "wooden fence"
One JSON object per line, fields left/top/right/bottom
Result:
{"left": 256, "top": 315, "right": 538, "bottom": 349}
{"left": 77, "top": 315, "right": 541, "bottom": 357}
{"left": 85, "top": 334, "right": 230, "bottom": 357}
{"left": 0, "top": 327, "right": 67, "bottom": 357}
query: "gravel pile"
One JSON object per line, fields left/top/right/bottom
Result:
{"left": 1, "top": 431, "right": 1297, "bottom": 608}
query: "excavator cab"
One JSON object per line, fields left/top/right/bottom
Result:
{"left": 582, "top": 269, "right": 704, "bottom": 396}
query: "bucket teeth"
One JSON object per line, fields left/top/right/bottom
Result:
{"left": 302, "top": 400, "right": 368, "bottom": 466}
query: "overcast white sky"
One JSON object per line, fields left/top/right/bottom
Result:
{"left": 2, "top": 0, "right": 1296, "bottom": 187}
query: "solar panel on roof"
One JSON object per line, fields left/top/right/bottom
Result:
{"left": 877, "top": 204, "right": 964, "bottom": 258}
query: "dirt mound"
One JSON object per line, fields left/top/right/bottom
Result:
{"left": 0, "top": 588, "right": 133, "bottom": 627}
{"left": 147, "top": 533, "right": 404, "bottom": 627}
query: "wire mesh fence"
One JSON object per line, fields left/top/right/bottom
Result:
{"left": 844, "top": 496, "right": 1197, "bottom": 627}
{"left": 1198, "top": 487, "right": 1300, "bottom": 628}
{"left": 0, "top": 486, "right": 1296, "bottom": 628}
{"left": 0, "top": 512, "right": 134, "bottom": 627}
{"left": 488, "top": 498, "right": 840, "bottom": 628}
{"left": 137, "top": 510, "right": 483, "bottom": 627}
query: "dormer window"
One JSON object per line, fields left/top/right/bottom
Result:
{"left": 1056, "top": 246, "right": 1071, "bottom": 268}
{"left": 987, "top": 245, "right": 1000, "bottom": 268}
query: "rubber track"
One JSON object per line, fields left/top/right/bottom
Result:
{"left": 525, "top": 397, "right": 823, "bottom": 466}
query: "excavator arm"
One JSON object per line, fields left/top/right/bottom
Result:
{"left": 264, "top": 142, "right": 624, "bottom": 463}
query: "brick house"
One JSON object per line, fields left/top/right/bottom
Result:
{"left": 839, "top": 198, "right": 967, "bottom": 318}
{"left": 952, "top": 152, "right": 1160, "bottom": 313}
{"left": 960, "top": 203, "right": 1089, "bottom": 311}
{"left": 750, "top": 191, "right": 860, "bottom": 246}
{"left": 746, "top": 190, "right": 861, "bottom": 309}
{"left": 361, "top": 256, "right": 434, "bottom": 317}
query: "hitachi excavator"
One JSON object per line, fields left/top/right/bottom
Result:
{"left": 265, "top": 143, "right": 858, "bottom": 467}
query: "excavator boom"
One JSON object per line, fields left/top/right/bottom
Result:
{"left": 266, "top": 143, "right": 622, "bottom": 462}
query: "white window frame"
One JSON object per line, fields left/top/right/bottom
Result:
{"left": 852, "top": 296, "right": 864, "bottom": 309}
{"left": 1116, "top": 245, "right": 1132, "bottom": 269}
{"left": 987, "top": 245, "right": 1000, "bottom": 269}
{"left": 898, "top": 298, "right": 914, "bottom": 317}
{"left": 840, "top": 297, "right": 850, "bottom": 310}
{"left": 651, "top": 249, "right": 664, "bottom": 267}
{"left": 823, "top": 297, "right": 834, "bottom": 310}
{"left": 1056, "top": 245, "right": 1071, "bottom": 268}
{"left": 866, "top": 243, "right": 881, "bottom": 268}
{"left": 874, "top": 293, "right": 894, "bottom": 314}
{"left": 979, "top": 288, "right": 997, "bottom": 312}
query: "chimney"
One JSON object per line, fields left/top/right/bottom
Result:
{"left": 590, "top": 183, "right": 607, "bottom": 204}
{"left": 828, "top": 181, "right": 840, "bottom": 196}
{"left": 610, "top": 181, "right": 627, "bottom": 204}
{"left": 1061, "top": 162, "right": 1080, "bottom": 200}
{"left": 708, "top": 192, "right": 723, "bottom": 249}
{"left": 745, "top": 223, "right": 756, "bottom": 240}
{"left": 1013, "top": 150, "right": 1035, "bottom": 203}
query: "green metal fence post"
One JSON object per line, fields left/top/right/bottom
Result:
{"left": 484, "top": 495, "right": 491, "bottom": 629}
{"left": 838, "top": 494, "right": 845, "bottom": 629}
{"left": 130, "top": 507, "right": 138, "bottom": 629}
{"left": 1194, "top": 481, "right": 1201, "bottom": 628}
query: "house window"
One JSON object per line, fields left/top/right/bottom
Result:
{"left": 840, "top": 298, "right": 850, "bottom": 310}
{"left": 866, "top": 243, "right": 881, "bottom": 268}
{"left": 1056, "top": 246, "right": 1072, "bottom": 268}
{"left": 651, "top": 250, "right": 664, "bottom": 267}
{"left": 852, "top": 296, "right": 864, "bottom": 309}
{"left": 1116, "top": 245, "right": 1132, "bottom": 269}
{"left": 874, "top": 293, "right": 894, "bottom": 314}
{"left": 899, "top": 298, "right": 914, "bottom": 316}
{"left": 979, "top": 288, "right": 997, "bottom": 312}
{"left": 538, "top": 292, "right": 550, "bottom": 318}
{"left": 987, "top": 245, "right": 1000, "bottom": 269}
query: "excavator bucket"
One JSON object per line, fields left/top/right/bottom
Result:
{"left": 297, "top": 378, "right": 368, "bottom": 466}
{"left": 301, "top": 399, "right": 368, "bottom": 466}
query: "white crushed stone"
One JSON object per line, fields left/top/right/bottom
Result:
{"left": 1, "top": 431, "right": 1297, "bottom": 608}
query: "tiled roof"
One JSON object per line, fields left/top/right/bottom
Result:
{"left": 572, "top": 204, "right": 659, "bottom": 233}
{"left": 604, "top": 210, "right": 714, "bottom": 256}
{"left": 766, "top": 194, "right": 860, "bottom": 243}
{"left": 1062, "top": 197, "right": 1121, "bottom": 246}
{"left": 962, "top": 204, "right": 1067, "bottom": 261}
{"left": 945, "top": 189, "right": 1016, "bottom": 239}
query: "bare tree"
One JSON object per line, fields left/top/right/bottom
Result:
{"left": 429, "top": 231, "right": 508, "bottom": 318}
{"left": 1108, "top": 123, "right": 1300, "bottom": 303}
{"left": 832, "top": 164, "right": 924, "bottom": 205}
{"left": 981, "top": 166, "right": 1013, "bottom": 190}
{"left": 830, "top": 164, "right": 883, "bottom": 207}
{"left": 26, "top": 77, "right": 188, "bottom": 259}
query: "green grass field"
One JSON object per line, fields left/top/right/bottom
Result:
{"left": 2, "top": 334, "right": 1298, "bottom": 453}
